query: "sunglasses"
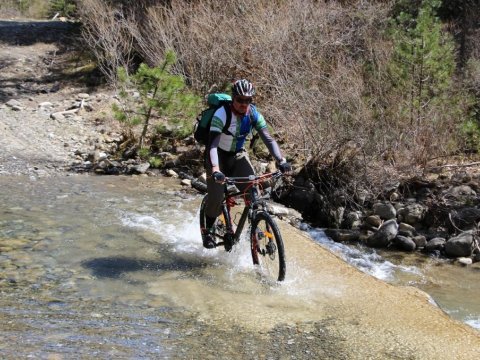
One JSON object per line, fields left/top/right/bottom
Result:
{"left": 235, "top": 96, "right": 253, "bottom": 104}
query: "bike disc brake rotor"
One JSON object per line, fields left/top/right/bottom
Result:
{"left": 256, "top": 228, "right": 277, "bottom": 259}
{"left": 266, "top": 240, "right": 277, "bottom": 260}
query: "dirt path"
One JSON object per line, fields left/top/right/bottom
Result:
{"left": 0, "top": 19, "right": 112, "bottom": 177}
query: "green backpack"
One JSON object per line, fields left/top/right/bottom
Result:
{"left": 194, "top": 93, "right": 232, "bottom": 145}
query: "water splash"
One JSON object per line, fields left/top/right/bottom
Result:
{"left": 465, "top": 317, "right": 480, "bottom": 330}
{"left": 117, "top": 206, "right": 338, "bottom": 302}
{"left": 307, "top": 227, "right": 420, "bottom": 281}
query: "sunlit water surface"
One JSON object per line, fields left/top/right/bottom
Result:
{"left": 0, "top": 174, "right": 478, "bottom": 358}
{"left": 308, "top": 228, "right": 480, "bottom": 330}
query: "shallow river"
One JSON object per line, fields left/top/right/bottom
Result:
{"left": 0, "top": 174, "right": 478, "bottom": 358}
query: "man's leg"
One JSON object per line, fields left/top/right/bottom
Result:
{"left": 203, "top": 151, "right": 235, "bottom": 248}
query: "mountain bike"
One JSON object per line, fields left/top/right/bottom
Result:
{"left": 199, "top": 171, "right": 286, "bottom": 282}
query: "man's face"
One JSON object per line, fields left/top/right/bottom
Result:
{"left": 232, "top": 95, "right": 252, "bottom": 115}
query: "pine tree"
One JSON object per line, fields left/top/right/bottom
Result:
{"left": 388, "top": 0, "right": 458, "bottom": 162}
{"left": 390, "top": 0, "right": 455, "bottom": 123}
{"left": 112, "top": 50, "right": 200, "bottom": 155}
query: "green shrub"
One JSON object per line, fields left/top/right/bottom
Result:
{"left": 49, "top": 0, "right": 76, "bottom": 18}
{"left": 138, "top": 147, "right": 150, "bottom": 160}
{"left": 148, "top": 156, "right": 163, "bottom": 168}
{"left": 113, "top": 50, "right": 201, "bottom": 155}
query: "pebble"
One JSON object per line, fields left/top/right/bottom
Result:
{"left": 6, "top": 99, "right": 21, "bottom": 108}
{"left": 457, "top": 257, "right": 473, "bottom": 266}
{"left": 181, "top": 179, "right": 192, "bottom": 186}
{"left": 166, "top": 169, "right": 179, "bottom": 178}
{"left": 39, "top": 102, "right": 54, "bottom": 108}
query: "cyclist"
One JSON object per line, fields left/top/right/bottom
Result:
{"left": 202, "top": 79, "right": 291, "bottom": 249}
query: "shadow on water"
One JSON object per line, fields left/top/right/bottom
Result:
{"left": 81, "top": 255, "right": 209, "bottom": 279}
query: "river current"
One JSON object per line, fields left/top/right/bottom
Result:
{"left": 0, "top": 174, "right": 478, "bottom": 358}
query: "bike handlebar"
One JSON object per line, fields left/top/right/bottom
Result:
{"left": 223, "top": 170, "right": 283, "bottom": 185}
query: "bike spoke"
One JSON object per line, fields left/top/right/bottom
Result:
{"left": 250, "top": 212, "right": 286, "bottom": 282}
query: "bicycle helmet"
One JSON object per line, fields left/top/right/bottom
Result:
{"left": 232, "top": 79, "right": 255, "bottom": 97}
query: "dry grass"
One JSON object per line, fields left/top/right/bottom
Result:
{"left": 77, "top": 0, "right": 478, "bottom": 198}
{"left": 77, "top": 0, "right": 136, "bottom": 84}
{"left": 0, "top": 0, "right": 49, "bottom": 19}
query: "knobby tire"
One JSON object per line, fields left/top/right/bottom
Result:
{"left": 250, "top": 211, "right": 286, "bottom": 282}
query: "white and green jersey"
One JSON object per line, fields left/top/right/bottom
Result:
{"left": 210, "top": 105, "right": 267, "bottom": 153}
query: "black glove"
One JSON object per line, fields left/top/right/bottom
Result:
{"left": 278, "top": 161, "right": 292, "bottom": 174}
{"left": 212, "top": 171, "right": 225, "bottom": 183}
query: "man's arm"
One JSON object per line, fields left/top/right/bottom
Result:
{"left": 257, "top": 127, "right": 285, "bottom": 164}
{"left": 208, "top": 107, "right": 227, "bottom": 173}
{"left": 208, "top": 132, "right": 221, "bottom": 173}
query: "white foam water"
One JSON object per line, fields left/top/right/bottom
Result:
{"left": 306, "top": 226, "right": 480, "bottom": 331}
{"left": 465, "top": 317, "right": 480, "bottom": 330}
{"left": 119, "top": 208, "right": 256, "bottom": 271}
{"left": 118, "top": 207, "right": 334, "bottom": 300}
{"left": 307, "top": 227, "right": 421, "bottom": 281}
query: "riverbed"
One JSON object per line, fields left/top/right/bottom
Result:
{"left": 1, "top": 174, "right": 478, "bottom": 359}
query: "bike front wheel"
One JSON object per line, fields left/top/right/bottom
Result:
{"left": 250, "top": 211, "right": 286, "bottom": 282}
{"left": 199, "top": 194, "right": 229, "bottom": 249}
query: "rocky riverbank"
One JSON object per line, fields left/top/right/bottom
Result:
{"left": 2, "top": 19, "right": 480, "bottom": 269}
{"left": 1, "top": 18, "right": 480, "bottom": 359}
{"left": 282, "top": 169, "right": 480, "bottom": 266}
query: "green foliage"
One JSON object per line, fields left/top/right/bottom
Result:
{"left": 389, "top": 0, "right": 455, "bottom": 108}
{"left": 49, "top": 0, "right": 76, "bottom": 17}
{"left": 387, "top": 0, "right": 460, "bottom": 161}
{"left": 460, "top": 119, "right": 480, "bottom": 153}
{"left": 18, "top": 0, "right": 31, "bottom": 12}
{"left": 148, "top": 156, "right": 163, "bottom": 168}
{"left": 0, "top": 0, "right": 75, "bottom": 18}
{"left": 138, "top": 147, "right": 150, "bottom": 160}
{"left": 113, "top": 50, "right": 201, "bottom": 156}
{"left": 0, "top": 0, "right": 50, "bottom": 18}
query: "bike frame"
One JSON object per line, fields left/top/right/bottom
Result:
{"left": 217, "top": 172, "right": 280, "bottom": 247}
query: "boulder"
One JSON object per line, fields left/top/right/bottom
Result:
{"left": 424, "top": 237, "right": 446, "bottom": 253}
{"left": 457, "top": 257, "right": 473, "bottom": 266}
{"left": 397, "top": 203, "right": 427, "bottom": 225}
{"left": 324, "top": 229, "right": 360, "bottom": 243}
{"left": 445, "top": 232, "right": 474, "bottom": 258}
{"left": 398, "top": 222, "right": 416, "bottom": 237}
{"left": 130, "top": 162, "right": 150, "bottom": 175}
{"left": 373, "top": 202, "right": 396, "bottom": 220}
{"left": 365, "top": 215, "right": 382, "bottom": 228}
{"left": 393, "top": 235, "right": 416, "bottom": 252}
{"left": 330, "top": 206, "right": 345, "bottom": 229}
{"left": 181, "top": 179, "right": 191, "bottom": 186}
{"left": 444, "top": 185, "right": 477, "bottom": 206}
{"left": 191, "top": 179, "right": 207, "bottom": 193}
{"left": 343, "top": 211, "right": 362, "bottom": 229}
{"left": 6, "top": 99, "right": 23, "bottom": 110}
{"left": 279, "top": 188, "right": 315, "bottom": 214}
{"left": 366, "top": 219, "right": 398, "bottom": 248}
{"left": 412, "top": 235, "right": 427, "bottom": 249}
{"left": 166, "top": 169, "right": 179, "bottom": 178}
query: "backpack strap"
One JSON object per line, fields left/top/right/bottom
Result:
{"left": 248, "top": 106, "right": 260, "bottom": 149}
{"left": 221, "top": 103, "right": 234, "bottom": 137}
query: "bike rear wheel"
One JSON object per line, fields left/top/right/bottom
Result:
{"left": 250, "top": 211, "right": 286, "bottom": 282}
